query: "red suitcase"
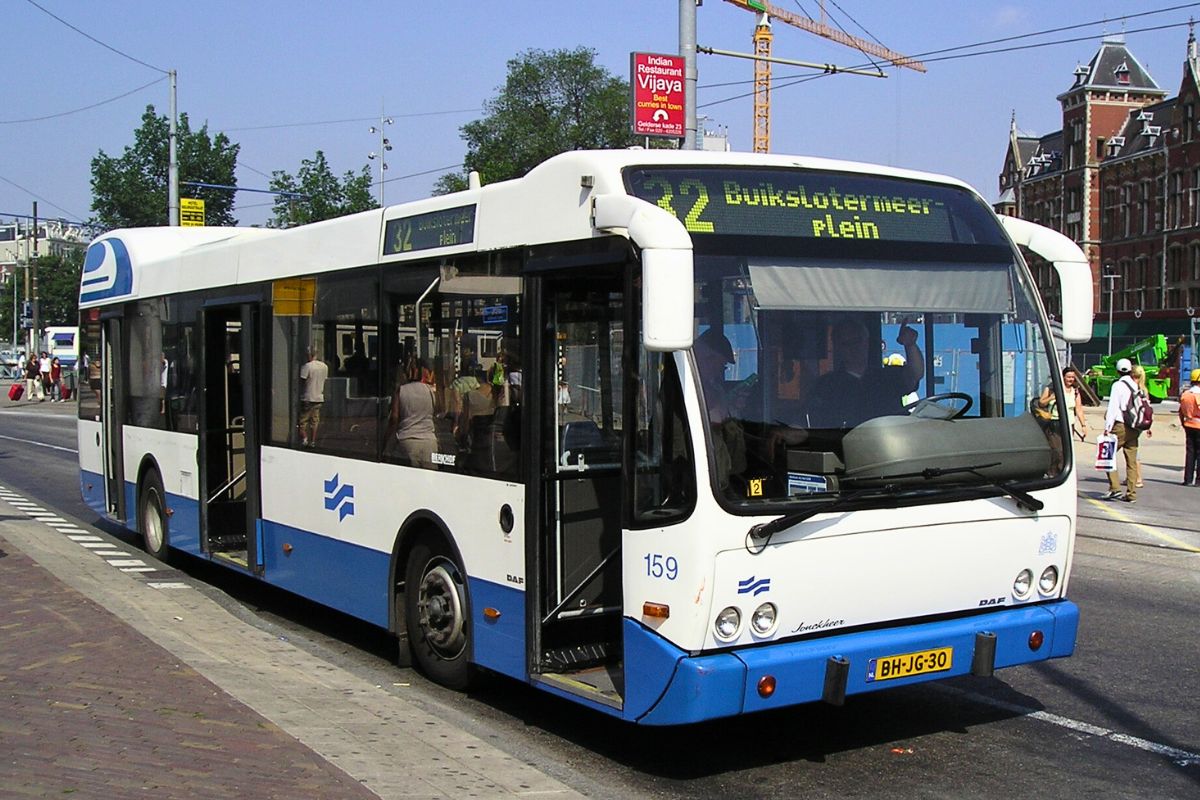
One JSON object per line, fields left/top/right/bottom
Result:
{"left": 8, "top": 383, "right": 24, "bottom": 401}
{"left": 61, "top": 387, "right": 70, "bottom": 400}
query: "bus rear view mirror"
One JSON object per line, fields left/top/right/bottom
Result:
{"left": 997, "top": 216, "right": 1093, "bottom": 343}
{"left": 642, "top": 248, "right": 693, "bottom": 351}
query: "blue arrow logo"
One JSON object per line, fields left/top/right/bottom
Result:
{"left": 323, "top": 473, "right": 355, "bottom": 522}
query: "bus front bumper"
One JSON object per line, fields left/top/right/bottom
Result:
{"left": 627, "top": 600, "right": 1078, "bottom": 725}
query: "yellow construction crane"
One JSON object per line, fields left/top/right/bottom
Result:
{"left": 722, "top": 0, "right": 926, "bottom": 152}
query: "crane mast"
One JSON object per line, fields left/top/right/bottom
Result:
{"left": 724, "top": 0, "right": 926, "bottom": 152}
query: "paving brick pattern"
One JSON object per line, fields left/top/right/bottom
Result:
{"left": 0, "top": 533, "right": 379, "bottom": 800}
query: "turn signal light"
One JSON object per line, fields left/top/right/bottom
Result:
{"left": 757, "top": 675, "right": 777, "bottom": 698}
{"left": 1028, "top": 630, "right": 1045, "bottom": 650}
{"left": 643, "top": 602, "right": 670, "bottom": 619}
{"left": 483, "top": 607, "right": 501, "bottom": 621}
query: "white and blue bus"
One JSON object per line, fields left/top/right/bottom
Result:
{"left": 77, "top": 150, "right": 1092, "bottom": 725}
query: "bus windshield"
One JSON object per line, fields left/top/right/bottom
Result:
{"left": 627, "top": 166, "right": 1059, "bottom": 508}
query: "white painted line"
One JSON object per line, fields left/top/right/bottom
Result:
{"left": 107, "top": 559, "right": 147, "bottom": 568}
{"left": 37, "top": 517, "right": 67, "bottom": 523}
{"left": 52, "top": 526, "right": 87, "bottom": 533}
{"left": 78, "top": 542, "right": 115, "bottom": 549}
{"left": 92, "top": 551, "right": 125, "bottom": 558}
{"left": 119, "top": 567, "right": 157, "bottom": 573}
{"left": 67, "top": 535, "right": 102, "bottom": 541}
{"left": 147, "top": 582, "right": 190, "bottom": 590}
{"left": 1083, "top": 497, "right": 1200, "bottom": 553}
{"left": 952, "top": 688, "right": 1200, "bottom": 766}
{"left": 0, "top": 432, "right": 78, "bottom": 454}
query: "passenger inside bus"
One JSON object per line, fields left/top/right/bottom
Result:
{"left": 694, "top": 327, "right": 747, "bottom": 492}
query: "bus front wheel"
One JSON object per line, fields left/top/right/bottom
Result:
{"left": 404, "top": 538, "right": 474, "bottom": 690}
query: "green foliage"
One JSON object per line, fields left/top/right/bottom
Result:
{"left": 0, "top": 251, "right": 84, "bottom": 344}
{"left": 91, "top": 105, "right": 240, "bottom": 229}
{"left": 435, "top": 47, "right": 637, "bottom": 193}
{"left": 268, "top": 151, "right": 378, "bottom": 228}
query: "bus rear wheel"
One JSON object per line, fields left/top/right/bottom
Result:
{"left": 138, "top": 471, "right": 171, "bottom": 563}
{"left": 404, "top": 539, "right": 473, "bottom": 690}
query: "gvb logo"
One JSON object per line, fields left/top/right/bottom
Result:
{"left": 738, "top": 576, "right": 771, "bottom": 596}
{"left": 323, "top": 474, "right": 355, "bottom": 521}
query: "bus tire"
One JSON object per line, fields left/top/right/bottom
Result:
{"left": 404, "top": 538, "right": 474, "bottom": 690}
{"left": 138, "top": 471, "right": 171, "bottom": 563}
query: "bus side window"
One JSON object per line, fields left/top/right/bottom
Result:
{"left": 633, "top": 350, "right": 694, "bottom": 524}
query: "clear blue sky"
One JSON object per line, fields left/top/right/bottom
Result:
{"left": 2, "top": 1, "right": 1198, "bottom": 228}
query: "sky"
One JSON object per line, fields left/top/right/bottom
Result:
{"left": 3, "top": 0, "right": 1199, "bottom": 230}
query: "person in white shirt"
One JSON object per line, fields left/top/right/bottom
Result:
{"left": 1102, "top": 358, "right": 1140, "bottom": 502}
{"left": 297, "top": 346, "right": 329, "bottom": 447}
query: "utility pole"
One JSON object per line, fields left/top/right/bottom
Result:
{"left": 169, "top": 70, "right": 179, "bottom": 226}
{"left": 30, "top": 202, "right": 39, "bottom": 357}
{"left": 680, "top": 0, "right": 698, "bottom": 149}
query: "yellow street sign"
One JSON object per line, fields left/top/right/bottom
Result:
{"left": 180, "top": 197, "right": 205, "bottom": 227}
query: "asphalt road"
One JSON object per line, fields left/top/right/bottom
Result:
{"left": 2, "top": 405, "right": 1197, "bottom": 799}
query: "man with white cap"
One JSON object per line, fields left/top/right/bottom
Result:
{"left": 1102, "top": 357, "right": 1140, "bottom": 501}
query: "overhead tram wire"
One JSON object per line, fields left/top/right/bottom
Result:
{"left": 0, "top": 76, "right": 167, "bottom": 124}
{"left": 699, "top": 2, "right": 1200, "bottom": 93}
{"left": 224, "top": 108, "right": 480, "bottom": 133}
{"left": 0, "top": 173, "right": 82, "bottom": 221}
{"left": 697, "top": 16, "right": 1199, "bottom": 109}
{"left": 23, "top": 0, "right": 168, "bottom": 75}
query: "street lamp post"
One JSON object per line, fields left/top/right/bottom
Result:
{"left": 1103, "top": 264, "right": 1119, "bottom": 356}
{"left": 368, "top": 116, "right": 394, "bottom": 206}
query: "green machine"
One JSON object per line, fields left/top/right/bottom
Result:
{"left": 1084, "top": 334, "right": 1172, "bottom": 401}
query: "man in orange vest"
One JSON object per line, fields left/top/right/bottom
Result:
{"left": 1180, "top": 367, "right": 1200, "bottom": 486}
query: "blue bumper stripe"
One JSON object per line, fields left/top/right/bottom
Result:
{"left": 628, "top": 600, "right": 1080, "bottom": 725}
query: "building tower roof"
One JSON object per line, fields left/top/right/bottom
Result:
{"left": 1057, "top": 35, "right": 1167, "bottom": 100}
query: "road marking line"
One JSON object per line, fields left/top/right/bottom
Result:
{"left": 1083, "top": 497, "right": 1200, "bottom": 553}
{"left": 147, "top": 582, "right": 189, "bottom": 590}
{"left": 0, "top": 432, "right": 78, "bottom": 454}
{"left": 119, "top": 567, "right": 157, "bottom": 573}
{"left": 951, "top": 688, "right": 1200, "bottom": 766}
{"left": 52, "top": 526, "right": 86, "bottom": 533}
{"left": 66, "top": 535, "right": 102, "bottom": 541}
{"left": 78, "top": 542, "right": 114, "bottom": 549}
{"left": 107, "top": 559, "right": 147, "bottom": 568}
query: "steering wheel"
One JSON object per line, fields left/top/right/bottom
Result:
{"left": 904, "top": 392, "right": 973, "bottom": 420}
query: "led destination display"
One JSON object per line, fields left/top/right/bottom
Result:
{"left": 626, "top": 167, "right": 999, "bottom": 245}
{"left": 383, "top": 204, "right": 476, "bottom": 255}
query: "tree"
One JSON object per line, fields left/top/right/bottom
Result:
{"left": 91, "top": 105, "right": 240, "bottom": 229}
{"left": 436, "top": 48, "right": 638, "bottom": 192}
{"left": 268, "top": 151, "right": 377, "bottom": 228}
{"left": 0, "top": 251, "right": 84, "bottom": 344}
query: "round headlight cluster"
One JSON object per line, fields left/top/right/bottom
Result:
{"left": 1012, "top": 565, "right": 1061, "bottom": 599}
{"left": 714, "top": 602, "right": 779, "bottom": 641}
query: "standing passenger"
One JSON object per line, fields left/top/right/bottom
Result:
{"left": 386, "top": 364, "right": 438, "bottom": 469}
{"left": 1102, "top": 358, "right": 1140, "bottom": 502}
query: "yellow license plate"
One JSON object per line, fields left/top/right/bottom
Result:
{"left": 867, "top": 646, "right": 953, "bottom": 682}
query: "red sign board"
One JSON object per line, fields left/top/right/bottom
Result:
{"left": 630, "top": 52, "right": 686, "bottom": 138}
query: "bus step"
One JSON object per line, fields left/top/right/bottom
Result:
{"left": 541, "top": 642, "right": 612, "bottom": 672}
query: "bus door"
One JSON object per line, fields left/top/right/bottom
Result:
{"left": 198, "top": 304, "right": 262, "bottom": 571}
{"left": 101, "top": 317, "right": 125, "bottom": 519}
{"left": 533, "top": 272, "right": 626, "bottom": 705}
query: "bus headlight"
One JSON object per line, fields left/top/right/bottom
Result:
{"left": 714, "top": 607, "right": 742, "bottom": 641}
{"left": 1013, "top": 568, "right": 1033, "bottom": 598}
{"left": 1039, "top": 565, "right": 1060, "bottom": 594}
{"left": 750, "top": 603, "right": 778, "bottom": 636}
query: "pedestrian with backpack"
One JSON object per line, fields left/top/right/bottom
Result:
{"left": 1103, "top": 358, "right": 1149, "bottom": 502}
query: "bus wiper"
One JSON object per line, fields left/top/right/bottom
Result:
{"left": 748, "top": 484, "right": 905, "bottom": 544}
{"left": 844, "top": 462, "right": 1044, "bottom": 513}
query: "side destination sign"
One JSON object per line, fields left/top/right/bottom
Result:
{"left": 384, "top": 204, "right": 476, "bottom": 255}
{"left": 626, "top": 167, "right": 998, "bottom": 245}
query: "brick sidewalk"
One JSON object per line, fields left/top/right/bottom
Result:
{"left": 0, "top": 532, "right": 378, "bottom": 800}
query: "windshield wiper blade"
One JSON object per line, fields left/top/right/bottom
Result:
{"left": 748, "top": 484, "right": 904, "bottom": 542}
{"left": 845, "top": 462, "right": 1044, "bottom": 513}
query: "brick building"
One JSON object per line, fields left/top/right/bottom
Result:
{"left": 998, "top": 32, "right": 1200, "bottom": 351}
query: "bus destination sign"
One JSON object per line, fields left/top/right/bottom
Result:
{"left": 384, "top": 204, "right": 476, "bottom": 255}
{"left": 626, "top": 168, "right": 988, "bottom": 245}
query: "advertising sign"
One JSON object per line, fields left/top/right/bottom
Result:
{"left": 630, "top": 52, "right": 685, "bottom": 138}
